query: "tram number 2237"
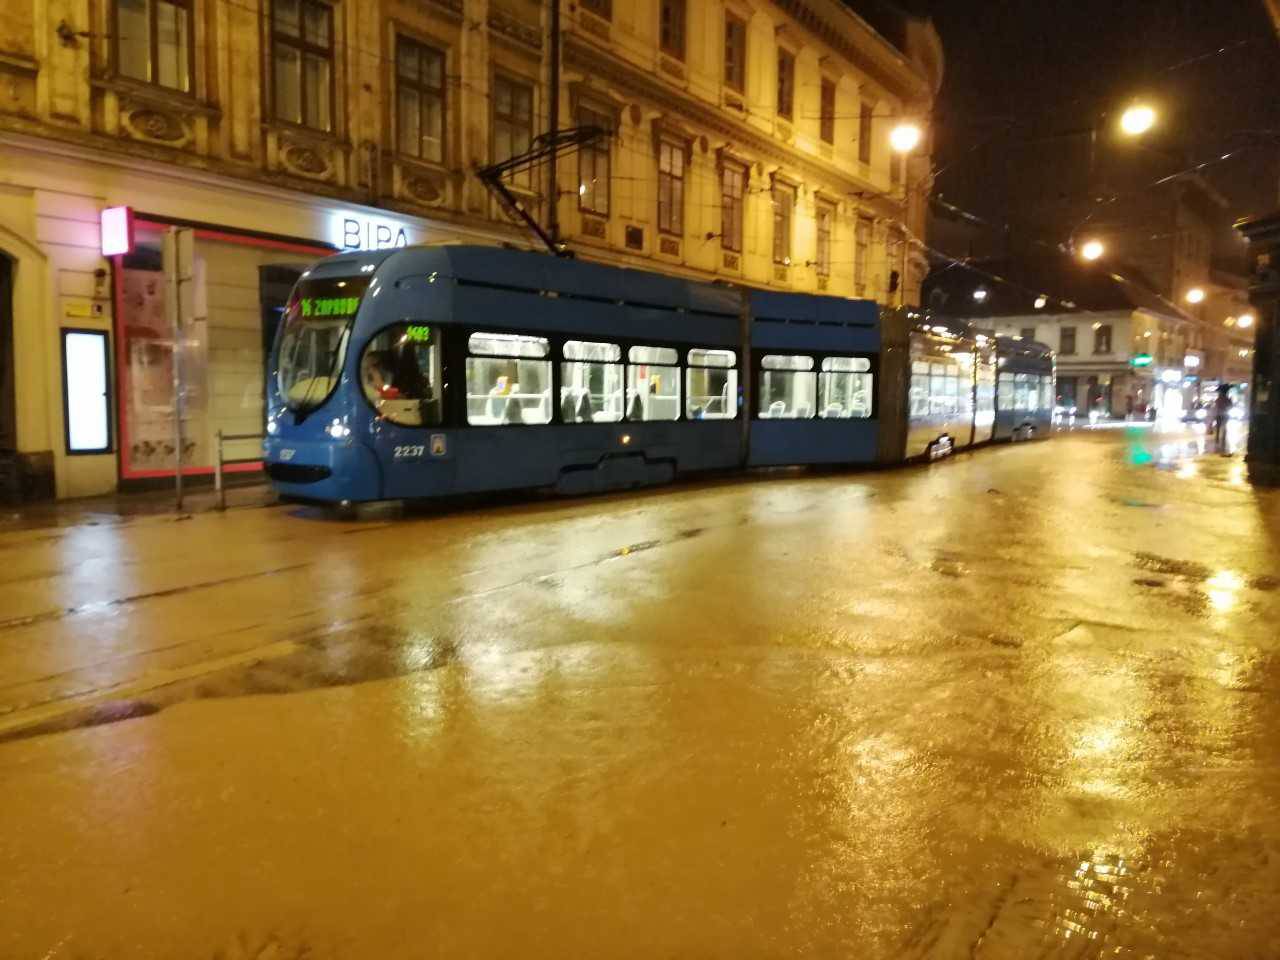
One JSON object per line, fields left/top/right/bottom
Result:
{"left": 394, "top": 436, "right": 447, "bottom": 459}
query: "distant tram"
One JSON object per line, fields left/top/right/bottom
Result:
{"left": 265, "top": 244, "right": 1052, "bottom": 505}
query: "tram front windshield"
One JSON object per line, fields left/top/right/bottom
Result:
{"left": 276, "top": 275, "right": 373, "bottom": 413}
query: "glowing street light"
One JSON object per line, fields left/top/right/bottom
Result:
{"left": 1080, "top": 240, "right": 1105, "bottom": 261}
{"left": 1119, "top": 104, "right": 1157, "bottom": 136}
{"left": 1237, "top": 313, "right": 1255, "bottom": 329}
{"left": 1185, "top": 287, "right": 1205, "bottom": 304}
{"left": 1034, "top": 295, "right": 1048, "bottom": 310}
{"left": 972, "top": 287, "right": 988, "bottom": 302}
{"left": 889, "top": 123, "right": 922, "bottom": 153}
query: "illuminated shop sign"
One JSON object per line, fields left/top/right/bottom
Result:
{"left": 300, "top": 296, "right": 360, "bottom": 318}
{"left": 333, "top": 213, "right": 414, "bottom": 251}
{"left": 100, "top": 206, "right": 134, "bottom": 256}
{"left": 1130, "top": 353, "right": 1153, "bottom": 368}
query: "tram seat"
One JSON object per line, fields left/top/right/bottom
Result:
{"left": 626, "top": 390, "right": 644, "bottom": 421}
{"left": 574, "top": 390, "right": 592, "bottom": 423}
{"left": 794, "top": 403, "right": 811, "bottom": 419}
{"left": 823, "top": 403, "right": 843, "bottom": 418}
{"left": 501, "top": 395, "right": 521, "bottom": 424}
{"left": 768, "top": 400, "right": 786, "bottom": 418}
{"left": 560, "top": 391, "right": 578, "bottom": 423}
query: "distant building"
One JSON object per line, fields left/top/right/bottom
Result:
{"left": 0, "top": 0, "right": 942, "bottom": 500}
{"left": 922, "top": 252, "right": 1247, "bottom": 419}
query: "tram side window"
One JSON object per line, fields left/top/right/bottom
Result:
{"left": 1014, "top": 372, "right": 1033, "bottom": 411}
{"left": 562, "top": 340, "right": 623, "bottom": 423}
{"left": 1040, "top": 375, "right": 1055, "bottom": 412}
{"left": 686, "top": 349, "right": 738, "bottom": 419}
{"left": 909, "top": 360, "right": 929, "bottom": 417}
{"left": 819, "top": 356, "right": 873, "bottom": 419}
{"left": 466, "top": 332, "right": 553, "bottom": 425}
{"left": 945, "top": 366, "right": 961, "bottom": 416}
{"left": 359, "top": 323, "right": 442, "bottom": 426}
{"left": 998, "top": 372, "right": 1015, "bottom": 411}
{"left": 627, "top": 346, "right": 680, "bottom": 421}
{"left": 759, "top": 355, "right": 816, "bottom": 419}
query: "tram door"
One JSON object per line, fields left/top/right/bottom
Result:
{"left": 258, "top": 265, "right": 307, "bottom": 427}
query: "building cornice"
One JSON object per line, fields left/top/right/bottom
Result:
{"left": 564, "top": 34, "right": 905, "bottom": 221}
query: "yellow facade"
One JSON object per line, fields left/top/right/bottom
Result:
{"left": 0, "top": 0, "right": 941, "bottom": 498}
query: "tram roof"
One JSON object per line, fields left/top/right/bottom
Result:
{"left": 349, "top": 243, "right": 745, "bottom": 317}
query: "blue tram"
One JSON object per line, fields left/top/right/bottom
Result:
{"left": 263, "top": 244, "right": 1052, "bottom": 504}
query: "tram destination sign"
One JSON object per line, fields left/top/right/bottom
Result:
{"left": 300, "top": 296, "right": 361, "bottom": 318}
{"left": 1130, "top": 353, "right": 1154, "bottom": 368}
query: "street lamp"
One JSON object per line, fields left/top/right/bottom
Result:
{"left": 1119, "top": 104, "right": 1157, "bottom": 137}
{"left": 1080, "top": 240, "right": 1105, "bottom": 261}
{"left": 1185, "top": 287, "right": 1205, "bottom": 304}
{"left": 890, "top": 123, "right": 922, "bottom": 153}
{"left": 1237, "top": 313, "right": 1255, "bottom": 329}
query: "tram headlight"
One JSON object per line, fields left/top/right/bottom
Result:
{"left": 267, "top": 416, "right": 278, "bottom": 435}
{"left": 326, "top": 417, "right": 351, "bottom": 439}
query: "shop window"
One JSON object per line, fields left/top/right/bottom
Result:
{"left": 724, "top": 14, "right": 746, "bottom": 92}
{"left": 493, "top": 74, "right": 534, "bottom": 189}
{"left": 62, "top": 330, "right": 112, "bottom": 454}
{"left": 657, "top": 138, "right": 685, "bottom": 236}
{"left": 815, "top": 202, "right": 833, "bottom": 277}
{"left": 465, "top": 332, "right": 551, "bottom": 425}
{"left": 561, "top": 340, "right": 623, "bottom": 423}
{"left": 272, "top": 0, "right": 334, "bottom": 132}
{"left": 776, "top": 49, "right": 795, "bottom": 121}
{"left": 660, "top": 0, "right": 686, "bottom": 60}
{"left": 686, "top": 349, "right": 737, "bottom": 420}
{"left": 117, "top": 0, "right": 193, "bottom": 92}
{"left": 819, "top": 357, "right": 872, "bottom": 419}
{"left": 720, "top": 161, "right": 746, "bottom": 253}
{"left": 858, "top": 102, "right": 873, "bottom": 164}
{"left": 627, "top": 346, "right": 680, "bottom": 421}
{"left": 759, "top": 354, "right": 815, "bottom": 419}
{"left": 359, "top": 323, "right": 441, "bottom": 427}
{"left": 772, "top": 181, "right": 795, "bottom": 265}
{"left": 820, "top": 78, "right": 836, "bottom": 144}
{"left": 578, "top": 106, "right": 612, "bottom": 217}
{"left": 396, "top": 36, "right": 445, "bottom": 164}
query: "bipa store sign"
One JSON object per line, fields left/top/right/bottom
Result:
{"left": 333, "top": 213, "right": 415, "bottom": 251}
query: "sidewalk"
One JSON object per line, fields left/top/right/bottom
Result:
{"left": 0, "top": 477, "right": 278, "bottom": 532}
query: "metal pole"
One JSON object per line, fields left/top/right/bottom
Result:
{"left": 547, "top": 0, "right": 561, "bottom": 247}
{"left": 165, "top": 228, "right": 185, "bottom": 512}
{"left": 214, "top": 429, "right": 225, "bottom": 511}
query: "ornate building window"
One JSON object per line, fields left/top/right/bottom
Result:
{"left": 657, "top": 138, "right": 685, "bottom": 236}
{"left": 116, "top": 0, "right": 193, "bottom": 92}
{"left": 858, "top": 102, "right": 874, "bottom": 165}
{"left": 720, "top": 161, "right": 746, "bottom": 253}
{"left": 396, "top": 37, "right": 445, "bottom": 163}
{"left": 772, "top": 181, "right": 795, "bottom": 265}
{"left": 493, "top": 74, "right": 534, "bottom": 189}
{"left": 820, "top": 78, "right": 836, "bottom": 144}
{"left": 776, "top": 49, "right": 795, "bottom": 121}
{"left": 816, "top": 202, "right": 834, "bottom": 277}
{"left": 577, "top": 105, "right": 612, "bottom": 216}
{"left": 855, "top": 215, "right": 872, "bottom": 295}
{"left": 724, "top": 14, "right": 746, "bottom": 92}
{"left": 272, "top": 0, "right": 334, "bottom": 132}
{"left": 660, "top": 0, "right": 686, "bottom": 60}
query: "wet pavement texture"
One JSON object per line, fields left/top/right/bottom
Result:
{"left": 1, "top": 424, "right": 1278, "bottom": 958}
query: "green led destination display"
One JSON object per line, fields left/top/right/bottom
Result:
{"left": 404, "top": 324, "right": 431, "bottom": 343}
{"left": 299, "top": 296, "right": 361, "bottom": 318}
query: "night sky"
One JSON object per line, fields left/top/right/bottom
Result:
{"left": 897, "top": 0, "right": 1280, "bottom": 241}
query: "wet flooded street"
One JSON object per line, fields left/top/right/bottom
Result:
{"left": 2, "top": 425, "right": 1278, "bottom": 958}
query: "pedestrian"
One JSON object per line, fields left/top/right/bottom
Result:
{"left": 1212, "top": 385, "right": 1232, "bottom": 453}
